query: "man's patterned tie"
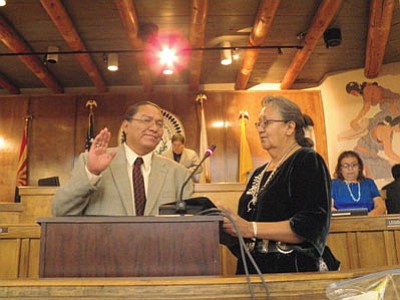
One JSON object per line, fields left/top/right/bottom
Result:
{"left": 133, "top": 157, "right": 146, "bottom": 216}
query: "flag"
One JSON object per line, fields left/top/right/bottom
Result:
{"left": 85, "top": 100, "right": 97, "bottom": 151}
{"left": 16, "top": 119, "right": 28, "bottom": 186}
{"left": 15, "top": 116, "right": 30, "bottom": 202}
{"left": 197, "top": 94, "right": 211, "bottom": 183}
{"left": 239, "top": 112, "right": 253, "bottom": 183}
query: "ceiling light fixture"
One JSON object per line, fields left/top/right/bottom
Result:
{"left": 0, "top": 0, "right": 6, "bottom": 7}
{"left": 46, "top": 46, "right": 59, "bottom": 64}
{"left": 232, "top": 48, "right": 240, "bottom": 60}
{"left": 107, "top": 53, "right": 118, "bottom": 71}
{"left": 159, "top": 47, "right": 176, "bottom": 75}
{"left": 220, "top": 41, "right": 232, "bottom": 65}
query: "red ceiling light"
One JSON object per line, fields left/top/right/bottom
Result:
{"left": 144, "top": 29, "right": 191, "bottom": 75}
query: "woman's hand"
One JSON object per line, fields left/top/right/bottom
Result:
{"left": 215, "top": 201, "right": 253, "bottom": 238}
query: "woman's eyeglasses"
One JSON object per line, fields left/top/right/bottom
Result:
{"left": 341, "top": 163, "right": 359, "bottom": 169}
{"left": 255, "top": 119, "right": 287, "bottom": 129}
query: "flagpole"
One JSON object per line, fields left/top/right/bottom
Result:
{"left": 196, "top": 92, "right": 210, "bottom": 183}
{"left": 238, "top": 110, "right": 253, "bottom": 183}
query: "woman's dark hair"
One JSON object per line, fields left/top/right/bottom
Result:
{"left": 334, "top": 150, "right": 365, "bottom": 181}
{"left": 261, "top": 95, "right": 313, "bottom": 148}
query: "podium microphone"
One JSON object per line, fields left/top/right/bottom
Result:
{"left": 176, "top": 144, "right": 216, "bottom": 214}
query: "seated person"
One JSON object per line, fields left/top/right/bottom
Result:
{"left": 162, "top": 133, "right": 203, "bottom": 176}
{"left": 382, "top": 164, "right": 400, "bottom": 214}
{"left": 331, "top": 150, "right": 386, "bottom": 216}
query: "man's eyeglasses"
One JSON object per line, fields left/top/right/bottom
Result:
{"left": 341, "top": 163, "right": 359, "bottom": 169}
{"left": 255, "top": 119, "right": 287, "bottom": 129}
{"left": 129, "top": 116, "right": 164, "bottom": 129}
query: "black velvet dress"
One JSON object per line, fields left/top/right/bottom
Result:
{"left": 230, "top": 147, "right": 332, "bottom": 274}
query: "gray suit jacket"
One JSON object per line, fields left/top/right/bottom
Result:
{"left": 162, "top": 148, "right": 203, "bottom": 175}
{"left": 52, "top": 145, "right": 193, "bottom": 216}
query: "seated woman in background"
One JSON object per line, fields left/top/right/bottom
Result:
{"left": 331, "top": 150, "right": 386, "bottom": 216}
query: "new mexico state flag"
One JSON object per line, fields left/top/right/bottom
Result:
{"left": 239, "top": 116, "right": 253, "bottom": 183}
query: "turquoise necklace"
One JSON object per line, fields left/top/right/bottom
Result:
{"left": 345, "top": 181, "right": 361, "bottom": 202}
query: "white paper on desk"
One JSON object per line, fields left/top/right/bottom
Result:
{"left": 342, "top": 291, "right": 381, "bottom": 300}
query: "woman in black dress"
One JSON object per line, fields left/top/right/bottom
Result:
{"left": 218, "top": 95, "right": 332, "bottom": 274}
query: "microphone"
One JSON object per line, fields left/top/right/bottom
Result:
{"left": 176, "top": 144, "right": 216, "bottom": 214}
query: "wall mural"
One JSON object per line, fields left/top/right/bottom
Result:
{"left": 338, "top": 81, "right": 400, "bottom": 180}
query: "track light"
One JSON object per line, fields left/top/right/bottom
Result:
{"left": 220, "top": 41, "right": 232, "bottom": 65}
{"left": 107, "top": 53, "right": 118, "bottom": 71}
{"left": 46, "top": 46, "right": 59, "bottom": 64}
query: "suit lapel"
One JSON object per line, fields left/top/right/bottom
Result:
{"left": 109, "top": 145, "right": 133, "bottom": 214}
{"left": 146, "top": 154, "right": 168, "bottom": 214}
{"left": 180, "top": 149, "right": 189, "bottom": 167}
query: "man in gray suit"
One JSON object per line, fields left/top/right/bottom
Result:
{"left": 162, "top": 133, "right": 203, "bottom": 177}
{"left": 52, "top": 101, "right": 193, "bottom": 216}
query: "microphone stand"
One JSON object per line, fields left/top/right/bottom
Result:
{"left": 176, "top": 145, "right": 216, "bottom": 214}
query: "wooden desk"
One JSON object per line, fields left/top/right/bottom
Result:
{"left": 38, "top": 216, "right": 223, "bottom": 278}
{"left": 0, "top": 265, "right": 398, "bottom": 300}
{"left": 328, "top": 214, "right": 400, "bottom": 271}
{"left": 3, "top": 185, "right": 400, "bottom": 278}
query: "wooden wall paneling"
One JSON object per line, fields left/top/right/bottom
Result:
{"left": 0, "top": 96, "right": 29, "bottom": 202}
{"left": 347, "top": 232, "right": 360, "bottom": 269}
{"left": 18, "top": 238, "right": 31, "bottom": 277}
{"left": 0, "top": 239, "right": 20, "bottom": 278}
{"left": 0, "top": 225, "right": 41, "bottom": 279}
{"left": 18, "top": 187, "right": 55, "bottom": 224}
{"left": 383, "top": 230, "right": 398, "bottom": 265}
{"left": 28, "top": 238, "right": 40, "bottom": 278}
{"left": 0, "top": 90, "right": 327, "bottom": 200}
{"left": 395, "top": 231, "right": 400, "bottom": 262}
{"left": 29, "top": 95, "right": 77, "bottom": 187}
{"left": 356, "top": 231, "right": 388, "bottom": 268}
{"left": 327, "top": 233, "right": 351, "bottom": 270}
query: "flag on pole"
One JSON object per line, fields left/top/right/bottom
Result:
{"left": 239, "top": 111, "right": 253, "bottom": 183}
{"left": 85, "top": 100, "right": 97, "bottom": 151}
{"left": 197, "top": 93, "right": 211, "bottom": 183}
{"left": 15, "top": 116, "right": 31, "bottom": 202}
{"left": 16, "top": 118, "right": 29, "bottom": 186}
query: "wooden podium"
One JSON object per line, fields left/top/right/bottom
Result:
{"left": 38, "top": 216, "right": 223, "bottom": 278}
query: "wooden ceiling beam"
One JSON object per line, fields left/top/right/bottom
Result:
{"left": 40, "top": 0, "right": 107, "bottom": 93}
{"left": 188, "top": 0, "right": 208, "bottom": 91}
{"left": 365, "top": 0, "right": 395, "bottom": 78}
{"left": 235, "top": 0, "right": 280, "bottom": 90}
{"left": 280, "top": 0, "right": 344, "bottom": 89}
{"left": 0, "top": 15, "right": 63, "bottom": 94}
{"left": 0, "top": 72, "right": 20, "bottom": 94}
{"left": 115, "top": 0, "right": 153, "bottom": 93}
{"left": 189, "top": 0, "right": 208, "bottom": 91}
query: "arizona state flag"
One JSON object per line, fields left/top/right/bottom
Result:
{"left": 16, "top": 120, "right": 28, "bottom": 186}
{"left": 239, "top": 112, "right": 253, "bottom": 183}
{"left": 15, "top": 117, "right": 30, "bottom": 202}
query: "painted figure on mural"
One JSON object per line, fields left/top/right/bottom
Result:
{"left": 338, "top": 81, "right": 400, "bottom": 180}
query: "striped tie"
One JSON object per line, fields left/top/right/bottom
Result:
{"left": 133, "top": 157, "right": 146, "bottom": 216}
